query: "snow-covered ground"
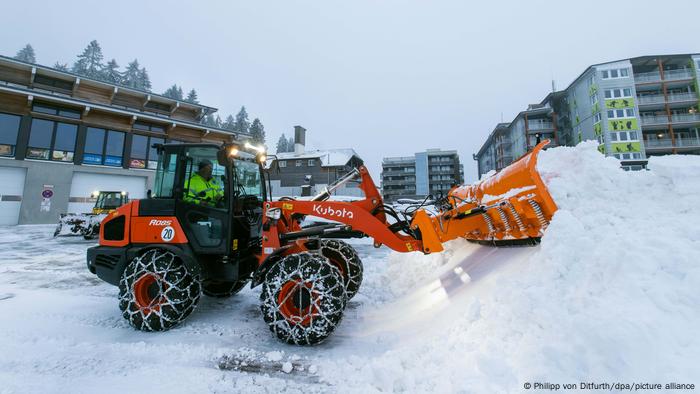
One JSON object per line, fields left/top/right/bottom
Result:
{"left": 1, "top": 142, "right": 699, "bottom": 393}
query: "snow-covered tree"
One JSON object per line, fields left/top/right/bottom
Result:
{"left": 214, "top": 115, "right": 222, "bottom": 128}
{"left": 121, "top": 60, "right": 141, "bottom": 88}
{"left": 233, "top": 106, "right": 250, "bottom": 135}
{"left": 276, "top": 134, "right": 289, "bottom": 153}
{"left": 185, "top": 89, "right": 199, "bottom": 104}
{"left": 163, "top": 84, "right": 184, "bottom": 100}
{"left": 222, "top": 115, "right": 235, "bottom": 130}
{"left": 138, "top": 67, "right": 151, "bottom": 91}
{"left": 249, "top": 118, "right": 265, "bottom": 145}
{"left": 72, "top": 40, "right": 105, "bottom": 79}
{"left": 102, "top": 59, "right": 121, "bottom": 84}
{"left": 15, "top": 44, "right": 36, "bottom": 63}
{"left": 53, "top": 62, "right": 68, "bottom": 71}
{"left": 287, "top": 136, "right": 295, "bottom": 152}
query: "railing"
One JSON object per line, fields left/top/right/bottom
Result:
{"left": 641, "top": 116, "right": 669, "bottom": 126}
{"left": 382, "top": 180, "right": 415, "bottom": 186}
{"left": 635, "top": 71, "right": 661, "bottom": 83}
{"left": 495, "top": 138, "right": 512, "bottom": 147}
{"left": 638, "top": 92, "right": 698, "bottom": 105}
{"left": 635, "top": 69, "right": 695, "bottom": 84}
{"left": 527, "top": 120, "right": 554, "bottom": 130}
{"left": 638, "top": 95, "right": 666, "bottom": 105}
{"left": 664, "top": 69, "right": 694, "bottom": 81}
{"left": 671, "top": 113, "right": 700, "bottom": 123}
{"left": 645, "top": 137, "right": 700, "bottom": 148}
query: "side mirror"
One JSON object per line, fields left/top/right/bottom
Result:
{"left": 217, "top": 148, "right": 231, "bottom": 167}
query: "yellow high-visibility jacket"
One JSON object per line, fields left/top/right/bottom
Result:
{"left": 185, "top": 173, "right": 223, "bottom": 205}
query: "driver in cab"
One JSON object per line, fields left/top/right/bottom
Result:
{"left": 185, "top": 159, "right": 224, "bottom": 206}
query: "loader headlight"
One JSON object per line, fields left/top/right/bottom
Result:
{"left": 229, "top": 147, "right": 239, "bottom": 157}
{"left": 265, "top": 207, "right": 281, "bottom": 220}
{"left": 92, "top": 191, "right": 99, "bottom": 198}
{"left": 258, "top": 154, "right": 267, "bottom": 163}
{"left": 244, "top": 142, "right": 266, "bottom": 154}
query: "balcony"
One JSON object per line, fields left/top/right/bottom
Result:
{"left": 635, "top": 69, "right": 695, "bottom": 84}
{"left": 640, "top": 113, "right": 700, "bottom": 126}
{"left": 495, "top": 137, "right": 512, "bottom": 148}
{"left": 672, "top": 113, "right": 700, "bottom": 123}
{"left": 635, "top": 71, "right": 661, "bottom": 83}
{"left": 527, "top": 120, "right": 554, "bottom": 130}
{"left": 665, "top": 69, "right": 694, "bottom": 81}
{"left": 644, "top": 137, "right": 700, "bottom": 149}
{"left": 637, "top": 94, "right": 665, "bottom": 105}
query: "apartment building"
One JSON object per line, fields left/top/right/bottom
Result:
{"left": 381, "top": 149, "right": 463, "bottom": 202}
{"left": 0, "top": 55, "right": 247, "bottom": 225}
{"left": 475, "top": 54, "right": 700, "bottom": 177}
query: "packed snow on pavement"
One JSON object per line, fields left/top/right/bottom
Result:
{"left": 1, "top": 141, "right": 699, "bottom": 393}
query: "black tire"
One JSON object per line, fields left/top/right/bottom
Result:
{"left": 202, "top": 279, "right": 249, "bottom": 298}
{"left": 320, "top": 239, "right": 363, "bottom": 300}
{"left": 260, "top": 252, "right": 347, "bottom": 345}
{"left": 119, "top": 248, "right": 201, "bottom": 331}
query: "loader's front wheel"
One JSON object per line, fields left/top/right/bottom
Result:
{"left": 320, "top": 239, "right": 363, "bottom": 300}
{"left": 119, "top": 248, "right": 201, "bottom": 331}
{"left": 260, "top": 252, "right": 346, "bottom": 345}
{"left": 202, "top": 279, "right": 249, "bottom": 298}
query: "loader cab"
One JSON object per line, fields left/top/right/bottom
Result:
{"left": 92, "top": 191, "right": 129, "bottom": 214}
{"left": 150, "top": 143, "right": 266, "bottom": 260}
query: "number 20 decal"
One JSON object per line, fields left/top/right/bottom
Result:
{"left": 161, "top": 226, "right": 175, "bottom": 242}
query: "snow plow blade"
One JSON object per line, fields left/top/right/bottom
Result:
{"left": 411, "top": 140, "right": 557, "bottom": 253}
{"left": 54, "top": 213, "right": 104, "bottom": 238}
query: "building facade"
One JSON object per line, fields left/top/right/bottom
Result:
{"left": 268, "top": 126, "right": 365, "bottom": 197}
{"left": 381, "top": 149, "right": 463, "bottom": 202}
{"left": 475, "top": 54, "right": 700, "bottom": 177}
{"left": 0, "top": 55, "right": 247, "bottom": 225}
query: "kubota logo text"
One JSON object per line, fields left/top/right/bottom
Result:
{"left": 312, "top": 205, "right": 354, "bottom": 219}
{"left": 149, "top": 219, "right": 172, "bottom": 226}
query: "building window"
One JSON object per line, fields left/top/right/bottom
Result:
{"left": 593, "top": 113, "right": 602, "bottom": 123}
{"left": 31, "top": 102, "right": 81, "bottom": 119}
{"left": 0, "top": 112, "right": 21, "bottom": 157}
{"left": 33, "top": 74, "right": 74, "bottom": 91}
{"left": 307, "top": 159, "right": 316, "bottom": 166}
{"left": 295, "top": 160, "right": 302, "bottom": 167}
{"left": 133, "top": 121, "right": 166, "bottom": 133}
{"left": 130, "top": 134, "right": 163, "bottom": 169}
{"left": 278, "top": 160, "right": 287, "bottom": 168}
{"left": 601, "top": 68, "right": 630, "bottom": 80}
{"left": 604, "top": 88, "right": 633, "bottom": 99}
{"left": 607, "top": 108, "right": 635, "bottom": 118}
{"left": 26, "top": 119, "right": 77, "bottom": 162}
{"left": 83, "top": 127, "right": 125, "bottom": 167}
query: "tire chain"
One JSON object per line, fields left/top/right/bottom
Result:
{"left": 119, "top": 249, "right": 201, "bottom": 331}
{"left": 260, "top": 252, "right": 347, "bottom": 345}
{"left": 320, "top": 239, "right": 364, "bottom": 300}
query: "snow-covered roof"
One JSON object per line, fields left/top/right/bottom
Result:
{"left": 274, "top": 148, "right": 361, "bottom": 167}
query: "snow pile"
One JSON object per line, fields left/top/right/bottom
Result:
{"left": 320, "top": 142, "right": 700, "bottom": 392}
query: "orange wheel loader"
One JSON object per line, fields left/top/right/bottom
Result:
{"left": 87, "top": 140, "right": 557, "bottom": 345}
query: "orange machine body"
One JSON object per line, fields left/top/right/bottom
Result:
{"left": 98, "top": 200, "right": 188, "bottom": 247}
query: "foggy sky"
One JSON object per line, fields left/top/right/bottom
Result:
{"left": 2, "top": 0, "right": 699, "bottom": 181}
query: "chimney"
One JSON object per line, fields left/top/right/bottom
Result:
{"left": 294, "top": 125, "right": 306, "bottom": 154}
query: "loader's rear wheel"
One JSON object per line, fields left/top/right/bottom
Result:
{"left": 320, "top": 239, "right": 363, "bottom": 300}
{"left": 260, "top": 252, "right": 346, "bottom": 345}
{"left": 202, "top": 279, "right": 249, "bottom": 298}
{"left": 119, "top": 248, "right": 201, "bottom": 331}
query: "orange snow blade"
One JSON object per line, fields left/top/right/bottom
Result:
{"left": 413, "top": 140, "right": 557, "bottom": 253}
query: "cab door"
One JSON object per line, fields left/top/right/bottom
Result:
{"left": 172, "top": 145, "right": 231, "bottom": 256}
